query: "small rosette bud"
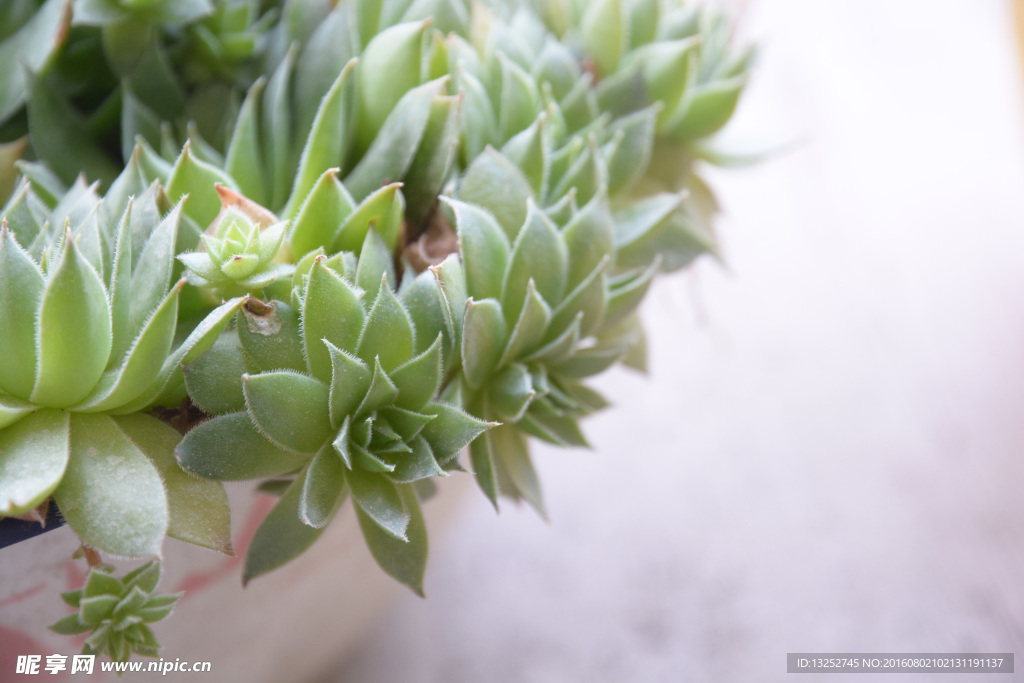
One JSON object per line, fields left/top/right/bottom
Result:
{"left": 49, "top": 561, "right": 182, "bottom": 664}
{"left": 178, "top": 188, "right": 290, "bottom": 295}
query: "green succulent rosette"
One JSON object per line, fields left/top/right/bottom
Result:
{"left": 0, "top": 167, "right": 238, "bottom": 558}
{"left": 49, "top": 561, "right": 181, "bottom": 663}
{"left": 456, "top": 107, "right": 714, "bottom": 275}
{"left": 438, "top": 193, "right": 650, "bottom": 513}
{"left": 176, "top": 233, "right": 490, "bottom": 593}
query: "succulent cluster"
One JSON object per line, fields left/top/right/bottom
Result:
{"left": 0, "top": 0, "right": 755, "bottom": 662}
{"left": 49, "top": 561, "right": 182, "bottom": 663}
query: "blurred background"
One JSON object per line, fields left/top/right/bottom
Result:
{"left": 327, "top": 1, "right": 1024, "bottom": 681}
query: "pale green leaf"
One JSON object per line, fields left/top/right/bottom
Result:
{"left": 73, "top": 281, "right": 183, "bottom": 413}
{"left": 326, "top": 341, "right": 372, "bottom": 426}
{"left": 175, "top": 411, "right": 308, "bottom": 481}
{"left": 419, "top": 401, "right": 491, "bottom": 462}
{"left": 166, "top": 141, "right": 237, "bottom": 228}
{"left": 237, "top": 298, "right": 308, "bottom": 374}
{"left": 224, "top": 77, "right": 268, "bottom": 204}
{"left": 385, "top": 435, "right": 444, "bottom": 483}
{"left": 298, "top": 445, "right": 347, "bottom": 528}
{"left": 0, "top": 0, "right": 68, "bottom": 124}
{"left": 0, "top": 409, "right": 69, "bottom": 515}
{"left": 490, "top": 422, "right": 545, "bottom": 517}
{"left": 461, "top": 298, "right": 507, "bottom": 389}
{"left": 562, "top": 191, "right": 615, "bottom": 289}
{"left": 31, "top": 238, "right": 112, "bottom": 408}
{"left": 114, "top": 414, "right": 233, "bottom": 555}
{"left": 0, "top": 225, "right": 43, "bottom": 398}
{"left": 288, "top": 169, "right": 355, "bottom": 258}
{"left": 353, "top": 226, "right": 397, "bottom": 292}
{"left": 666, "top": 76, "right": 747, "bottom": 142}
{"left": 302, "top": 258, "right": 365, "bottom": 380}
{"left": 112, "top": 297, "right": 245, "bottom": 413}
{"left": 346, "top": 465, "right": 410, "bottom": 540}
{"left": 389, "top": 335, "right": 442, "bottom": 411}
{"left": 499, "top": 280, "right": 551, "bottom": 364}
{"left": 55, "top": 414, "right": 168, "bottom": 558}
{"left": 243, "top": 371, "right": 332, "bottom": 454}
{"left": 262, "top": 47, "right": 298, "bottom": 209}
{"left": 283, "top": 59, "right": 357, "bottom": 218}
{"left": 501, "top": 202, "right": 568, "bottom": 327}
{"left": 355, "top": 483, "right": 427, "bottom": 595}
{"left": 458, "top": 147, "right": 533, "bottom": 240}
{"left": 469, "top": 433, "right": 498, "bottom": 508}
{"left": 354, "top": 357, "right": 400, "bottom": 416}
{"left": 356, "top": 277, "right": 416, "bottom": 372}
{"left": 355, "top": 21, "right": 429, "bottom": 155}
{"left": 489, "top": 363, "right": 535, "bottom": 423}
{"left": 243, "top": 471, "right": 328, "bottom": 584}
{"left": 182, "top": 337, "right": 246, "bottom": 415}
{"left": 0, "top": 394, "right": 36, "bottom": 430}
{"left": 445, "top": 197, "right": 509, "bottom": 301}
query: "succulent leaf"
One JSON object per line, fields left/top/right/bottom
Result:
{"left": 355, "top": 20, "right": 429, "bottom": 154}
{"left": 301, "top": 258, "right": 365, "bottom": 380}
{"left": 501, "top": 203, "right": 567, "bottom": 325}
{"left": 355, "top": 483, "right": 428, "bottom": 596}
{"left": 0, "top": 224, "right": 44, "bottom": 398}
{"left": 345, "top": 77, "right": 448, "bottom": 202}
{"left": 461, "top": 298, "right": 507, "bottom": 389}
{"left": 244, "top": 470, "right": 331, "bottom": 584}
{"left": 233, "top": 299, "right": 304, "bottom": 376}
{"left": 243, "top": 371, "right": 332, "bottom": 455}
{"left": 176, "top": 411, "right": 308, "bottom": 481}
{"left": 357, "top": 277, "right": 416, "bottom": 372}
{"left": 447, "top": 197, "right": 509, "bottom": 301}
{"left": 114, "top": 413, "right": 232, "bottom": 554}
{"left": 31, "top": 235, "right": 112, "bottom": 408}
{"left": 54, "top": 414, "right": 168, "bottom": 558}
{"left": 458, "top": 147, "right": 533, "bottom": 238}
{"left": 298, "top": 445, "right": 347, "bottom": 529}
{"left": 352, "top": 224, "right": 398, "bottom": 289}
{"left": 0, "top": 395, "right": 37, "bottom": 431}
{"left": 288, "top": 168, "right": 355, "bottom": 257}
{"left": 0, "top": 409, "right": 69, "bottom": 516}
{"left": 389, "top": 336, "right": 443, "bottom": 411}
{"left": 283, "top": 59, "right": 357, "bottom": 218}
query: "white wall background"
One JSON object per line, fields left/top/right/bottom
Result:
{"left": 329, "top": 1, "right": 1024, "bottom": 681}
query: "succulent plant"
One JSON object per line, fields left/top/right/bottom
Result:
{"left": 438, "top": 191, "right": 653, "bottom": 512}
{"left": 0, "top": 165, "right": 237, "bottom": 558}
{"left": 176, "top": 237, "right": 490, "bottom": 593}
{"left": 0, "top": 0, "right": 757, "bottom": 665}
{"left": 49, "top": 560, "right": 181, "bottom": 663}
